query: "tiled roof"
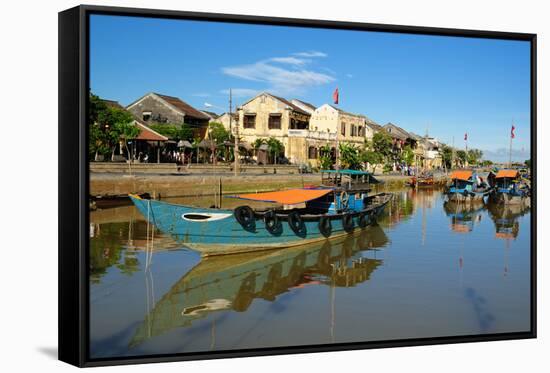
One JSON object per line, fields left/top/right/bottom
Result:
{"left": 134, "top": 121, "right": 168, "bottom": 141}
{"left": 200, "top": 110, "right": 219, "bottom": 119}
{"left": 270, "top": 94, "right": 311, "bottom": 115}
{"left": 383, "top": 122, "right": 411, "bottom": 140}
{"left": 291, "top": 99, "right": 317, "bottom": 111}
{"left": 154, "top": 93, "right": 210, "bottom": 120}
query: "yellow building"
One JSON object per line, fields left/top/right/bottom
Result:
{"left": 309, "top": 104, "right": 372, "bottom": 146}
{"left": 236, "top": 93, "right": 382, "bottom": 167}
{"left": 236, "top": 92, "right": 314, "bottom": 164}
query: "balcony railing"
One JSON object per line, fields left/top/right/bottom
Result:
{"left": 288, "top": 129, "right": 337, "bottom": 140}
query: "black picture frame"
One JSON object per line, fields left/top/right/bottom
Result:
{"left": 58, "top": 4, "right": 537, "bottom": 367}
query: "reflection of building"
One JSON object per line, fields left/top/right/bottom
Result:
{"left": 129, "top": 227, "right": 388, "bottom": 347}
{"left": 126, "top": 92, "right": 210, "bottom": 138}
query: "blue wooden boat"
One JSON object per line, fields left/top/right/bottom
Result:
{"left": 445, "top": 170, "right": 493, "bottom": 202}
{"left": 129, "top": 170, "right": 392, "bottom": 256}
{"left": 489, "top": 169, "right": 531, "bottom": 206}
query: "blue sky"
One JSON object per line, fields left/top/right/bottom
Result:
{"left": 90, "top": 15, "right": 531, "bottom": 161}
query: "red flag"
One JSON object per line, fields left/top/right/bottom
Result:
{"left": 511, "top": 125, "right": 515, "bottom": 139}
{"left": 333, "top": 87, "right": 339, "bottom": 105}
{"left": 464, "top": 133, "right": 468, "bottom": 141}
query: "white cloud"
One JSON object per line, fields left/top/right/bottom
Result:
{"left": 346, "top": 73, "right": 353, "bottom": 78}
{"left": 219, "top": 88, "right": 260, "bottom": 98}
{"left": 293, "top": 51, "right": 328, "bottom": 58}
{"left": 269, "top": 56, "right": 310, "bottom": 66}
{"left": 222, "top": 55, "right": 335, "bottom": 96}
{"left": 482, "top": 147, "right": 530, "bottom": 162}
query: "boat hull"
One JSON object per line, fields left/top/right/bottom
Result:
{"left": 129, "top": 194, "right": 391, "bottom": 256}
{"left": 446, "top": 191, "right": 488, "bottom": 203}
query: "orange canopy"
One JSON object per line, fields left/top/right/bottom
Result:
{"left": 233, "top": 188, "right": 332, "bottom": 205}
{"left": 495, "top": 169, "right": 520, "bottom": 179}
{"left": 450, "top": 170, "right": 473, "bottom": 181}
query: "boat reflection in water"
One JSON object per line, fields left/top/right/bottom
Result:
{"left": 487, "top": 202, "right": 530, "bottom": 240}
{"left": 130, "top": 224, "right": 389, "bottom": 347}
{"left": 443, "top": 201, "right": 485, "bottom": 233}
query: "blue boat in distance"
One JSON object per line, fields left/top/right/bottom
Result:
{"left": 489, "top": 169, "right": 531, "bottom": 206}
{"left": 445, "top": 170, "right": 493, "bottom": 202}
{"left": 129, "top": 170, "right": 392, "bottom": 256}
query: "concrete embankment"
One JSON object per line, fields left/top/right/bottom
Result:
{"left": 90, "top": 172, "right": 447, "bottom": 198}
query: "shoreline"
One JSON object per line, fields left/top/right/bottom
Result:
{"left": 90, "top": 172, "right": 448, "bottom": 198}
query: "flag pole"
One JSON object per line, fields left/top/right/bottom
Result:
{"left": 465, "top": 134, "right": 468, "bottom": 168}
{"left": 509, "top": 119, "right": 514, "bottom": 168}
{"left": 333, "top": 87, "right": 340, "bottom": 170}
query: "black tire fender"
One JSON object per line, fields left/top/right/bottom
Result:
{"left": 342, "top": 213, "right": 355, "bottom": 232}
{"left": 234, "top": 206, "right": 255, "bottom": 229}
{"left": 358, "top": 212, "right": 368, "bottom": 228}
{"left": 319, "top": 215, "right": 332, "bottom": 237}
{"left": 288, "top": 211, "right": 306, "bottom": 235}
{"left": 264, "top": 210, "right": 281, "bottom": 235}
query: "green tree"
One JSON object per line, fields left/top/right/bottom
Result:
{"left": 266, "top": 137, "right": 284, "bottom": 164}
{"left": 467, "top": 149, "right": 483, "bottom": 166}
{"left": 208, "top": 122, "right": 231, "bottom": 144}
{"left": 149, "top": 123, "right": 193, "bottom": 141}
{"left": 89, "top": 92, "right": 138, "bottom": 162}
{"left": 89, "top": 93, "right": 110, "bottom": 160}
{"left": 441, "top": 145, "right": 454, "bottom": 170}
{"left": 339, "top": 142, "right": 361, "bottom": 170}
{"left": 372, "top": 132, "right": 393, "bottom": 161}
{"left": 318, "top": 144, "right": 333, "bottom": 170}
{"left": 456, "top": 150, "right": 467, "bottom": 167}
{"left": 525, "top": 159, "right": 531, "bottom": 168}
{"left": 401, "top": 145, "right": 414, "bottom": 166}
{"left": 361, "top": 150, "right": 383, "bottom": 174}
{"left": 253, "top": 138, "right": 266, "bottom": 150}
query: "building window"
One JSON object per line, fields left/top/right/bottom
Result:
{"left": 243, "top": 114, "right": 256, "bottom": 129}
{"left": 268, "top": 114, "right": 282, "bottom": 130}
{"left": 358, "top": 126, "right": 364, "bottom": 137}
{"left": 308, "top": 146, "right": 317, "bottom": 159}
{"left": 142, "top": 111, "right": 152, "bottom": 121}
{"left": 341, "top": 122, "right": 346, "bottom": 136}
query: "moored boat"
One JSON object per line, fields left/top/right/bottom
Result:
{"left": 445, "top": 170, "right": 492, "bottom": 202}
{"left": 489, "top": 169, "right": 530, "bottom": 206}
{"left": 409, "top": 174, "right": 435, "bottom": 188}
{"left": 129, "top": 169, "right": 392, "bottom": 256}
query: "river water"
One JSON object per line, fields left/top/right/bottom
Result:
{"left": 88, "top": 187, "right": 531, "bottom": 359}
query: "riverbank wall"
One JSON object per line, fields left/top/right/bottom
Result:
{"left": 90, "top": 173, "right": 447, "bottom": 198}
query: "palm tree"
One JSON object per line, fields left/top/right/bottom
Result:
{"left": 266, "top": 137, "right": 284, "bottom": 164}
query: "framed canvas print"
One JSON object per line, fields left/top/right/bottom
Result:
{"left": 58, "top": 4, "right": 536, "bottom": 367}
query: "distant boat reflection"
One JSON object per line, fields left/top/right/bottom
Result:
{"left": 487, "top": 203, "right": 530, "bottom": 240}
{"left": 443, "top": 201, "right": 485, "bottom": 233}
{"left": 130, "top": 225, "right": 389, "bottom": 347}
